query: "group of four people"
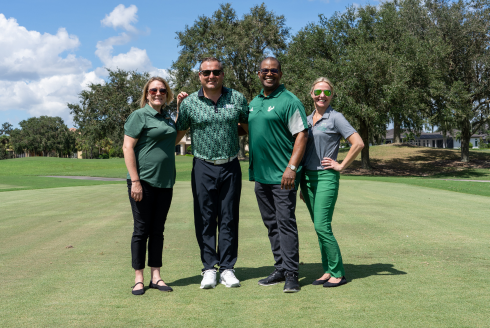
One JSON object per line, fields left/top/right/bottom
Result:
{"left": 122, "top": 57, "right": 364, "bottom": 295}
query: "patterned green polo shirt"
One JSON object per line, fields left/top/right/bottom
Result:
{"left": 248, "top": 85, "right": 308, "bottom": 187}
{"left": 175, "top": 87, "right": 249, "bottom": 160}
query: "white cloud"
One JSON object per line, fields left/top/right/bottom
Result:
{"left": 95, "top": 33, "right": 153, "bottom": 72}
{"left": 101, "top": 4, "right": 138, "bottom": 32}
{"left": 95, "top": 5, "right": 166, "bottom": 77}
{"left": 0, "top": 14, "right": 91, "bottom": 81}
{"left": 0, "top": 6, "right": 168, "bottom": 127}
{"left": 0, "top": 14, "right": 100, "bottom": 126}
{"left": 0, "top": 73, "right": 104, "bottom": 126}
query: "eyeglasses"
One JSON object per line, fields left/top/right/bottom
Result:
{"left": 200, "top": 70, "right": 222, "bottom": 77}
{"left": 148, "top": 88, "right": 167, "bottom": 95}
{"left": 259, "top": 68, "right": 280, "bottom": 75}
{"left": 313, "top": 89, "right": 332, "bottom": 97}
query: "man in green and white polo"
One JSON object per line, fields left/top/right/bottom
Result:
{"left": 175, "top": 57, "right": 249, "bottom": 290}
{"left": 248, "top": 57, "right": 308, "bottom": 293}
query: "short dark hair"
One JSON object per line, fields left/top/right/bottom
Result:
{"left": 261, "top": 57, "right": 282, "bottom": 72}
{"left": 200, "top": 57, "right": 223, "bottom": 70}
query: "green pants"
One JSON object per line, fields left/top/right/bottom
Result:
{"left": 300, "top": 169, "right": 345, "bottom": 278}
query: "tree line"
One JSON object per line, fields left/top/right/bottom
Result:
{"left": 0, "top": 117, "right": 77, "bottom": 159}
{"left": 10, "top": 0, "right": 487, "bottom": 167}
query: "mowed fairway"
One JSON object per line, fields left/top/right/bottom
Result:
{"left": 1, "top": 180, "right": 489, "bottom": 327}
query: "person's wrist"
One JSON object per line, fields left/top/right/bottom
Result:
{"left": 287, "top": 164, "right": 297, "bottom": 172}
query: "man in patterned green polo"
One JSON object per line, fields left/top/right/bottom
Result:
{"left": 175, "top": 57, "right": 249, "bottom": 290}
{"left": 248, "top": 57, "right": 308, "bottom": 293}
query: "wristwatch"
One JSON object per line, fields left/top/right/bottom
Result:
{"left": 287, "top": 164, "right": 297, "bottom": 172}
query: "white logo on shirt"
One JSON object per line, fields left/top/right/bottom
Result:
{"left": 249, "top": 107, "right": 253, "bottom": 112}
{"left": 225, "top": 104, "right": 234, "bottom": 109}
{"left": 268, "top": 106, "right": 275, "bottom": 112}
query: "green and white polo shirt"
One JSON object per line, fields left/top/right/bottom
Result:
{"left": 248, "top": 84, "right": 308, "bottom": 186}
{"left": 175, "top": 87, "right": 249, "bottom": 160}
{"left": 124, "top": 104, "right": 177, "bottom": 188}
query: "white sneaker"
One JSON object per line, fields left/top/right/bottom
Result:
{"left": 200, "top": 269, "right": 217, "bottom": 289}
{"left": 219, "top": 269, "right": 241, "bottom": 288}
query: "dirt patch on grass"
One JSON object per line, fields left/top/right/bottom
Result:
{"left": 338, "top": 144, "right": 490, "bottom": 177}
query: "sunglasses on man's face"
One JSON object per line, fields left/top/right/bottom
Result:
{"left": 148, "top": 88, "right": 167, "bottom": 95}
{"left": 259, "top": 68, "right": 280, "bottom": 75}
{"left": 200, "top": 70, "right": 222, "bottom": 77}
{"left": 313, "top": 89, "right": 332, "bottom": 97}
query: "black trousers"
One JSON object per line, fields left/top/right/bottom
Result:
{"left": 191, "top": 157, "right": 241, "bottom": 272}
{"left": 254, "top": 182, "right": 299, "bottom": 273}
{"left": 127, "top": 180, "right": 173, "bottom": 270}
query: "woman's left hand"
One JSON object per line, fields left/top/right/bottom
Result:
{"left": 321, "top": 157, "right": 343, "bottom": 171}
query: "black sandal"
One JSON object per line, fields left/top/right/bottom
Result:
{"left": 149, "top": 279, "right": 173, "bottom": 292}
{"left": 323, "top": 276, "right": 347, "bottom": 288}
{"left": 131, "top": 282, "right": 145, "bottom": 295}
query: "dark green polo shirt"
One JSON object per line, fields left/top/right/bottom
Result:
{"left": 248, "top": 85, "right": 308, "bottom": 187}
{"left": 175, "top": 87, "right": 249, "bottom": 160}
{"left": 124, "top": 104, "right": 177, "bottom": 188}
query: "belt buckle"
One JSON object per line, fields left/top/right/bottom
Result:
{"left": 214, "top": 158, "right": 226, "bottom": 165}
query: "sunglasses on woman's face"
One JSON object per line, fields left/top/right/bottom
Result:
{"left": 148, "top": 88, "right": 167, "bottom": 95}
{"left": 313, "top": 89, "right": 332, "bottom": 97}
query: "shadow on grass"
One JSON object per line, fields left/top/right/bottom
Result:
{"left": 169, "top": 263, "right": 406, "bottom": 287}
{"left": 431, "top": 169, "right": 490, "bottom": 179}
{"left": 298, "top": 262, "right": 407, "bottom": 285}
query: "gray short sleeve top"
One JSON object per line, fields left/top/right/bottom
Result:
{"left": 303, "top": 106, "right": 357, "bottom": 171}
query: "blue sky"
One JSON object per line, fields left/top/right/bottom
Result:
{"left": 0, "top": 0, "right": 375, "bottom": 128}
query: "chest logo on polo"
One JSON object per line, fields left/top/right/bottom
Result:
{"left": 268, "top": 106, "right": 275, "bottom": 112}
{"left": 249, "top": 107, "right": 253, "bottom": 112}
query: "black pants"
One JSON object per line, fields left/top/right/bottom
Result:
{"left": 191, "top": 157, "right": 241, "bottom": 272}
{"left": 254, "top": 182, "right": 299, "bottom": 273}
{"left": 127, "top": 180, "right": 173, "bottom": 270}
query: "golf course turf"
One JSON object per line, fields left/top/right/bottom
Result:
{"left": 1, "top": 157, "right": 489, "bottom": 326}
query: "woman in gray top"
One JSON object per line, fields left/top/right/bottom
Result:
{"left": 300, "top": 77, "right": 364, "bottom": 287}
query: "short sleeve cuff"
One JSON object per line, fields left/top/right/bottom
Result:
{"left": 288, "top": 109, "right": 308, "bottom": 135}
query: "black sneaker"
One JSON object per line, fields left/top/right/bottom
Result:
{"left": 258, "top": 269, "right": 285, "bottom": 286}
{"left": 283, "top": 272, "right": 300, "bottom": 293}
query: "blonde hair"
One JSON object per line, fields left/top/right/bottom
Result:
{"left": 310, "top": 77, "right": 334, "bottom": 96}
{"left": 139, "top": 77, "right": 174, "bottom": 109}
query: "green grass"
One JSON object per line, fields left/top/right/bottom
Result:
{"left": 0, "top": 157, "right": 249, "bottom": 190}
{"left": 1, "top": 181, "right": 489, "bottom": 327}
{"left": 0, "top": 176, "right": 125, "bottom": 192}
{"left": 0, "top": 157, "right": 128, "bottom": 177}
{"left": 341, "top": 175, "right": 490, "bottom": 197}
{"left": 1, "top": 156, "right": 489, "bottom": 198}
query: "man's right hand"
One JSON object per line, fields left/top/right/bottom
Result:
{"left": 280, "top": 167, "right": 296, "bottom": 190}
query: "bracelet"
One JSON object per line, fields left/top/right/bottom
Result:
{"left": 131, "top": 179, "right": 140, "bottom": 182}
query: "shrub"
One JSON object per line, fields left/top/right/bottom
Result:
{"left": 469, "top": 142, "right": 473, "bottom": 148}
{"left": 186, "top": 145, "right": 192, "bottom": 153}
{"left": 109, "top": 147, "right": 124, "bottom": 158}
{"left": 0, "top": 144, "right": 7, "bottom": 160}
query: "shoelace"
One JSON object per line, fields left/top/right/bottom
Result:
{"left": 202, "top": 269, "right": 216, "bottom": 277}
{"left": 222, "top": 269, "right": 235, "bottom": 278}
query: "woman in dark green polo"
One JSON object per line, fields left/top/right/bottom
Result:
{"left": 123, "top": 76, "right": 178, "bottom": 295}
{"left": 300, "top": 77, "right": 364, "bottom": 287}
